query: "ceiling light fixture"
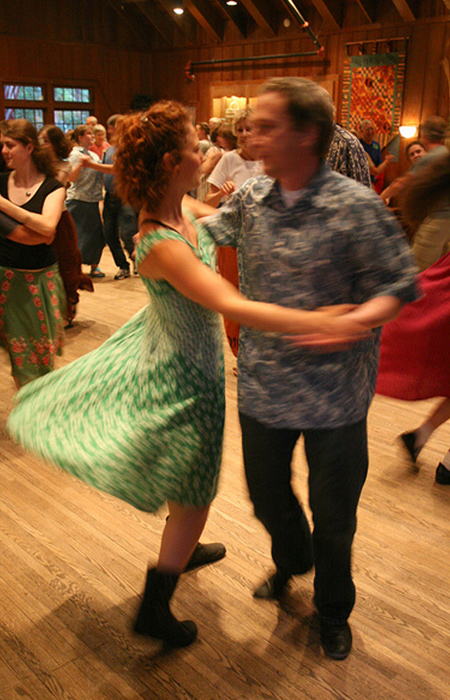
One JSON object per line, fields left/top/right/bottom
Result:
{"left": 173, "top": 2, "right": 184, "bottom": 15}
{"left": 226, "top": 1, "right": 238, "bottom": 5}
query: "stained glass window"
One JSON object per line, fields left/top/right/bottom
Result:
{"left": 54, "top": 87, "right": 91, "bottom": 103}
{"left": 4, "top": 84, "right": 44, "bottom": 101}
{"left": 4, "top": 108, "right": 44, "bottom": 130}
{"left": 54, "top": 109, "right": 91, "bottom": 131}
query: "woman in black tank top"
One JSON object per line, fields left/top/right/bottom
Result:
{"left": 0, "top": 119, "right": 66, "bottom": 387}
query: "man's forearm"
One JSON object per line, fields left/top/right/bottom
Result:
{"left": 345, "top": 295, "right": 403, "bottom": 328}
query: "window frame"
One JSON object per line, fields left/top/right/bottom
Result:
{"left": 1, "top": 77, "right": 97, "bottom": 132}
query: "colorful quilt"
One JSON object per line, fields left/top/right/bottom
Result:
{"left": 341, "top": 53, "right": 405, "bottom": 148}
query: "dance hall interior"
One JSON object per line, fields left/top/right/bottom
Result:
{"left": 0, "top": 1, "right": 449, "bottom": 698}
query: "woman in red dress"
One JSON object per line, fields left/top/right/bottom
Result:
{"left": 376, "top": 151, "right": 450, "bottom": 484}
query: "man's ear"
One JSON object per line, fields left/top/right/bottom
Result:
{"left": 298, "top": 124, "right": 320, "bottom": 150}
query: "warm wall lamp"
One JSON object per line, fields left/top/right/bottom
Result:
{"left": 399, "top": 125, "right": 418, "bottom": 138}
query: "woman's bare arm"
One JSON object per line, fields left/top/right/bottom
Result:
{"left": 138, "top": 238, "right": 368, "bottom": 339}
{"left": 0, "top": 187, "right": 65, "bottom": 240}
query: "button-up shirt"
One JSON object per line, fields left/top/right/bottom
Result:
{"left": 204, "top": 165, "right": 418, "bottom": 429}
{"left": 326, "top": 124, "right": 371, "bottom": 187}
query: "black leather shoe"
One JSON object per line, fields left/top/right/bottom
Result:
{"left": 253, "top": 569, "right": 291, "bottom": 599}
{"left": 399, "top": 431, "right": 421, "bottom": 465}
{"left": 320, "top": 622, "right": 352, "bottom": 660}
{"left": 185, "top": 542, "right": 226, "bottom": 571}
{"left": 436, "top": 462, "right": 450, "bottom": 485}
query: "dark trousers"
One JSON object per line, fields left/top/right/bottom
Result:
{"left": 239, "top": 412, "right": 368, "bottom": 625}
{"left": 103, "top": 193, "right": 137, "bottom": 269}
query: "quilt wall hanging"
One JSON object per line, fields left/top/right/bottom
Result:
{"left": 341, "top": 52, "right": 406, "bottom": 148}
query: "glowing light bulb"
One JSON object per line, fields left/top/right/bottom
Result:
{"left": 399, "top": 125, "right": 418, "bottom": 138}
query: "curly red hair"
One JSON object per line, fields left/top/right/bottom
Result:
{"left": 114, "top": 101, "right": 191, "bottom": 212}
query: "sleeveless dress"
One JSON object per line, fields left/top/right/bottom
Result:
{"left": 7, "top": 222, "right": 225, "bottom": 512}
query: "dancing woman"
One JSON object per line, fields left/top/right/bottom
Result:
{"left": 0, "top": 119, "right": 66, "bottom": 386}
{"left": 377, "top": 151, "right": 450, "bottom": 484}
{"left": 8, "top": 102, "right": 367, "bottom": 647}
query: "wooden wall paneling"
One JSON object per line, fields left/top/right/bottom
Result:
{"left": 421, "top": 20, "right": 448, "bottom": 117}
{"left": 244, "top": 40, "right": 259, "bottom": 82}
{"left": 220, "top": 43, "right": 234, "bottom": 84}
{"left": 241, "top": 41, "right": 256, "bottom": 83}
{"left": 438, "top": 23, "right": 450, "bottom": 118}
{"left": 402, "top": 23, "right": 429, "bottom": 128}
{"left": 0, "top": 33, "right": 162, "bottom": 125}
{"left": 325, "top": 32, "right": 341, "bottom": 110}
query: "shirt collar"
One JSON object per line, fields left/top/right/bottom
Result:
{"left": 262, "top": 163, "right": 331, "bottom": 211}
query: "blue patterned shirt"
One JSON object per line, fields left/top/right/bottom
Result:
{"left": 205, "top": 165, "right": 418, "bottom": 429}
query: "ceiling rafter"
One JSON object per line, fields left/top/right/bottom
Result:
{"left": 354, "top": 0, "right": 376, "bottom": 23}
{"left": 389, "top": 0, "right": 416, "bottom": 22}
{"left": 131, "top": 0, "right": 176, "bottom": 43}
{"left": 105, "top": 0, "right": 155, "bottom": 46}
{"left": 151, "top": 0, "right": 186, "bottom": 28}
{"left": 308, "top": 0, "right": 342, "bottom": 30}
{"left": 185, "top": 0, "right": 226, "bottom": 41}
{"left": 239, "top": 0, "right": 279, "bottom": 37}
{"left": 216, "top": 0, "right": 249, "bottom": 38}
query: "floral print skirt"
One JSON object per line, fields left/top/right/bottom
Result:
{"left": 0, "top": 264, "right": 66, "bottom": 386}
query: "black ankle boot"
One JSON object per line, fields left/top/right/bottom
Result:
{"left": 133, "top": 568, "right": 197, "bottom": 647}
{"left": 436, "top": 462, "right": 450, "bottom": 485}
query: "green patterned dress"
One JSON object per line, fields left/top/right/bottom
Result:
{"left": 7, "top": 222, "right": 225, "bottom": 512}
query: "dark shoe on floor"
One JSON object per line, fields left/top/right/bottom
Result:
{"left": 399, "top": 431, "right": 421, "bottom": 465}
{"left": 185, "top": 542, "right": 226, "bottom": 571}
{"left": 253, "top": 568, "right": 292, "bottom": 599}
{"left": 133, "top": 568, "right": 197, "bottom": 647}
{"left": 114, "top": 268, "right": 130, "bottom": 280}
{"left": 436, "top": 462, "right": 450, "bottom": 484}
{"left": 320, "top": 621, "right": 352, "bottom": 660}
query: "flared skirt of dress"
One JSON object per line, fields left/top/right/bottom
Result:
{"left": 8, "top": 307, "right": 225, "bottom": 512}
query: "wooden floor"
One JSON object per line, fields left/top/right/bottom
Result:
{"left": 1, "top": 250, "right": 449, "bottom": 700}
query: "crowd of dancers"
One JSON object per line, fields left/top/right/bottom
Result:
{"left": 1, "top": 77, "right": 449, "bottom": 661}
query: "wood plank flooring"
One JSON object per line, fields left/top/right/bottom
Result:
{"left": 0, "top": 250, "right": 449, "bottom": 700}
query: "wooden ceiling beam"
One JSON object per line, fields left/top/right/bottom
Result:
{"left": 354, "top": 0, "right": 376, "bottom": 23}
{"left": 216, "top": 0, "right": 249, "bottom": 38}
{"left": 389, "top": 0, "right": 416, "bottom": 22}
{"left": 185, "top": 0, "right": 226, "bottom": 41}
{"left": 132, "top": 0, "right": 178, "bottom": 43}
{"left": 105, "top": 0, "right": 156, "bottom": 46}
{"left": 240, "top": 0, "right": 279, "bottom": 37}
{"left": 308, "top": 0, "right": 342, "bottom": 30}
{"left": 151, "top": 0, "right": 186, "bottom": 28}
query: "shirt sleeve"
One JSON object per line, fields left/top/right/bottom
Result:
{"left": 347, "top": 192, "right": 419, "bottom": 304}
{"left": 347, "top": 139, "right": 372, "bottom": 188}
{"left": 68, "top": 149, "right": 81, "bottom": 167}
{"left": 207, "top": 152, "right": 230, "bottom": 189}
{"left": 202, "top": 186, "right": 245, "bottom": 248}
